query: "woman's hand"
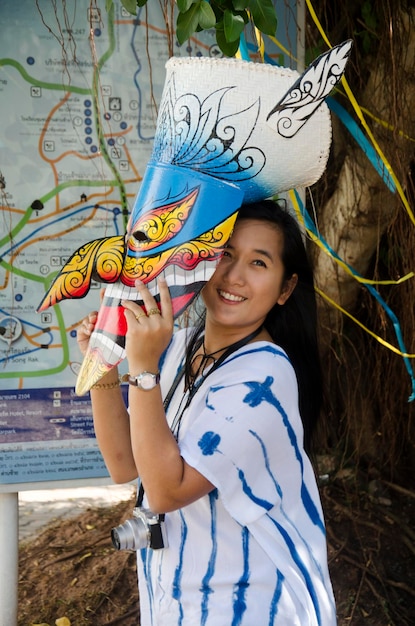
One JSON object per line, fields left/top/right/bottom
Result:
{"left": 122, "top": 277, "right": 174, "bottom": 374}
{"left": 77, "top": 289, "right": 105, "bottom": 357}
{"left": 77, "top": 310, "right": 98, "bottom": 356}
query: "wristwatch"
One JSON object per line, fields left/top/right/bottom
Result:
{"left": 127, "top": 371, "right": 160, "bottom": 390}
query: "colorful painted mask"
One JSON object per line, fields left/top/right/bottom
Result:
{"left": 37, "top": 41, "right": 352, "bottom": 395}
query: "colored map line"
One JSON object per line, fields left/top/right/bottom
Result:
{"left": 5, "top": 206, "right": 102, "bottom": 256}
{"left": 0, "top": 206, "right": 33, "bottom": 248}
{"left": 0, "top": 204, "right": 125, "bottom": 296}
{"left": 0, "top": 58, "right": 92, "bottom": 95}
{"left": 0, "top": 4, "right": 186, "bottom": 391}
{"left": 91, "top": 4, "right": 129, "bottom": 229}
{"left": 0, "top": 180, "right": 120, "bottom": 250}
{"left": 0, "top": 302, "right": 70, "bottom": 378}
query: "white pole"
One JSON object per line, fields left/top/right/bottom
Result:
{"left": 0, "top": 492, "right": 18, "bottom": 626}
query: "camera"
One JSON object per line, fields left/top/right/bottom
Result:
{"left": 111, "top": 507, "right": 168, "bottom": 551}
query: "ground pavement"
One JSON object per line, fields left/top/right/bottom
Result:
{"left": 18, "top": 484, "right": 136, "bottom": 541}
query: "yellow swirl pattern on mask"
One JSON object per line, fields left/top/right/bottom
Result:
{"left": 126, "top": 188, "right": 199, "bottom": 253}
{"left": 37, "top": 235, "right": 124, "bottom": 311}
{"left": 121, "top": 213, "right": 238, "bottom": 285}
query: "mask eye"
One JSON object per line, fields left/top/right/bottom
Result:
{"left": 132, "top": 230, "right": 150, "bottom": 243}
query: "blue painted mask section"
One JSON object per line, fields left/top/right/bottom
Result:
{"left": 126, "top": 163, "right": 244, "bottom": 257}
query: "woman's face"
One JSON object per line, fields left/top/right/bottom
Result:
{"left": 202, "top": 218, "right": 297, "bottom": 335}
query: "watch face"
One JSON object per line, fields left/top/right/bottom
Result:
{"left": 139, "top": 372, "right": 155, "bottom": 390}
{"left": 129, "top": 371, "right": 160, "bottom": 389}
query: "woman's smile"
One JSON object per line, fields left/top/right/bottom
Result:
{"left": 202, "top": 218, "right": 294, "bottom": 337}
{"left": 217, "top": 289, "right": 246, "bottom": 303}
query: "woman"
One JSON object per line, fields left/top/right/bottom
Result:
{"left": 78, "top": 199, "right": 336, "bottom": 625}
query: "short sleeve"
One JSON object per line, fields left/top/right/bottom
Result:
{"left": 180, "top": 345, "right": 306, "bottom": 526}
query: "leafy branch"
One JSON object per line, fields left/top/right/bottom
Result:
{"left": 109, "top": 0, "right": 278, "bottom": 56}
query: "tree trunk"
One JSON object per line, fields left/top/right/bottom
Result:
{"left": 315, "top": 7, "right": 415, "bottom": 332}
{"left": 310, "top": 5, "right": 415, "bottom": 475}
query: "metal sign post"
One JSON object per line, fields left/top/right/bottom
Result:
{"left": 0, "top": 492, "right": 18, "bottom": 626}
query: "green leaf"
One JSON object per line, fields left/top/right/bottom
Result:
{"left": 136, "top": 0, "right": 148, "bottom": 6}
{"left": 105, "top": 0, "right": 113, "bottom": 13}
{"left": 198, "top": 1, "right": 217, "bottom": 29}
{"left": 177, "top": 0, "right": 195, "bottom": 12}
{"left": 249, "top": 0, "right": 277, "bottom": 36}
{"left": 232, "top": 0, "right": 250, "bottom": 10}
{"left": 120, "top": 0, "right": 138, "bottom": 15}
{"left": 176, "top": 4, "right": 200, "bottom": 44}
{"left": 361, "top": 0, "right": 377, "bottom": 30}
{"left": 223, "top": 9, "right": 245, "bottom": 42}
{"left": 216, "top": 26, "right": 240, "bottom": 56}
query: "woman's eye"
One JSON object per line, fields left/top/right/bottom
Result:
{"left": 253, "top": 259, "right": 266, "bottom": 267}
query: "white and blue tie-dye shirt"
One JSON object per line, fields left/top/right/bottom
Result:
{"left": 137, "top": 329, "right": 336, "bottom": 626}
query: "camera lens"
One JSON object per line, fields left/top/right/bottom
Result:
{"left": 111, "top": 527, "right": 123, "bottom": 551}
{"left": 111, "top": 516, "right": 149, "bottom": 551}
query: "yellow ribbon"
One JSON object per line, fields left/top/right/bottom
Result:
{"left": 289, "top": 190, "right": 414, "bottom": 287}
{"left": 254, "top": 26, "right": 265, "bottom": 60}
{"left": 289, "top": 190, "right": 414, "bottom": 359}
{"left": 316, "top": 287, "right": 415, "bottom": 358}
{"left": 305, "top": 0, "right": 415, "bottom": 226}
{"left": 267, "top": 35, "right": 297, "bottom": 63}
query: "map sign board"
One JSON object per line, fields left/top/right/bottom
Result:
{"left": 0, "top": 0, "right": 299, "bottom": 489}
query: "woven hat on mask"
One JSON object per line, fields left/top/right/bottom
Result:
{"left": 37, "top": 41, "right": 352, "bottom": 394}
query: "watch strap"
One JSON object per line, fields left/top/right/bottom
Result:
{"left": 127, "top": 371, "right": 160, "bottom": 389}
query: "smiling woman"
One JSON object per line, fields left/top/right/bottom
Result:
{"left": 77, "top": 198, "right": 333, "bottom": 626}
{"left": 202, "top": 219, "right": 297, "bottom": 337}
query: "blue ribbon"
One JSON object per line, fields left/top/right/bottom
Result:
{"left": 237, "top": 36, "right": 414, "bottom": 399}
{"left": 294, "top": 189, "right": 415, "bottom": 402}
{"left": 327, "top": 97, "right": 395, "bottom": 192}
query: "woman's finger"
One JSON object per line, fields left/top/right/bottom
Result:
{"left": 135, "top": 280, "right": 158, "bottom": 314}
{"left": 77, "top": 311, "right": 98, "bottom": 355}
{"left": 122, "top": 280, "right": 172, "bottom": 328}
{"left": 122, "top": 280, "right": 160, "bottom": 321}
{"left": 158, "top": 277, "right": 173, "bottom": 323}
{"left": 122, "top": 302, "right": 147, "bottom": 324}
{"left": 82, "top": 311, "right": 98, "bottom": 332}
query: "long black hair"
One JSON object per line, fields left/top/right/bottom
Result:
{"left": 185, "top": 199, "right": 323, "bottom": 452}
